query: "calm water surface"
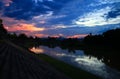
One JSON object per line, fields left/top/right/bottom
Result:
{"left": 30, "top": 46, "right": 120, "bottom": 79}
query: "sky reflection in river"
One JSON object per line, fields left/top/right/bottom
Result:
{"left": 30, "top": 47, "right": 44, "bottom": 54}
{"left": 30, "top": 46, "right": 120, "bottom": 79}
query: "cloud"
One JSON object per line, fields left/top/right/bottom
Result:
{"left": 99, "top": 0, "right": 120, "bottom": 4}
{"left": 31, "top": 11, "right": 53, "bottom": 22}
{"left": 6, "top": 23, "right": 45, "bottom": 32}
{"left": 30, "top": 11, "right": 67, "bottom": 28}
{"left": 47, "top": 0, "right": 53, "bottom": 1}
{"left": 1, "top": 0, "right": 120, "bottom": 37}
{"left": 51, "top": 24, "right": 68, "bottom": 29}
{"left": 47, "top": 0, "right": 104, "bottom": 26}
{"left": 3, "top": 0, "right": 35, "bottom": 20}
{"left": 0, "top": 0, "right": 12, "bottom": 6}
{"left": 33, "top": 0, "right": 43, "bottom": 3}
{"left": 73, "top": 7, "right": 120, "bottom": 27}
{"left": 0, "top": 0, "right": 71, "bottom": 20}
{"left": 89, "top": 0, "right": 120, "bottom": 7}
{"left": 107, "top": 8, "right": 120, "bottom": 18}
{"left": 67, "top": 34, "right": 88, "bottom": 38}
{"left": 34, "top": 33, "right": 48, "bottom": 37}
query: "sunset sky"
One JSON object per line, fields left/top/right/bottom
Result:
{"left": 0, "top": 0, "right": 120, "bottom": 38}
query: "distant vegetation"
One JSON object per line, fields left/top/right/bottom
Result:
{"left": 0, "top": 18, "right": 120, "bottom": 50}
{"left": 7, "top": 28, "right": 120, "bottom": 51}
{"left": 84, "top": 29, "right": 120, "bottom": 50}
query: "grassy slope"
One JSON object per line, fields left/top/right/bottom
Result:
{"left": 36, "top": 54, "right": 102, "bottom": 79}
{"left": 1, "top": 39, "right": 102, "bottom": 79}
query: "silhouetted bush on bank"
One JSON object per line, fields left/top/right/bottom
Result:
{"left": 83, "top": 28, "right": 120, "bottom": 50}
{"left": 0, "top": 19, "right": 8, "bottom": 38}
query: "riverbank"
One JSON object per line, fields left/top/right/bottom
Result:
{"left": 0, "top": 40, "right": 70, "bottom": 79}
{"left": 35, "top": 54, "right": 102, "bottom": 79}
{"left": 0, "top": 39, "right": 102, "bottom": 79}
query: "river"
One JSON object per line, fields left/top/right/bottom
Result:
{"left": 30, "top": 46, "right": 120, "bottom": 79}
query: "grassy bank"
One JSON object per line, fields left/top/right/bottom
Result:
{"left": 36, "top": 54, "right": 102, "bottom": 79}
{"left": 0, "top": 40, "right": 102, "bottom": 79}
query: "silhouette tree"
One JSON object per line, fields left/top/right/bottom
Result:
{"left": 84, "top": 28, "right": 120, "bottom": 49}
{"left": 0, "top": 19, "right": 7, "bottom": 38}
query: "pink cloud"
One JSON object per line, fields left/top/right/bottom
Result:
{"left": 67, "top": 34, "right": 88, "bottom": 38}
{"left": 2, "top": 0, "right": 12, "bottom": 6}
{"left": 34, "top": 34, "right": 48, "bottom": 37}
{"left": 6, "top": 23, "right": 45, "bottom": 32}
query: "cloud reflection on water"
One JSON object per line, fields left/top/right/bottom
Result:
{"left": 30, "top": 46, "right": 120, "bottom": 79}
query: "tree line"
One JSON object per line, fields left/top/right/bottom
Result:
{"left": 84, "top": 28, "right": 120, "bottom": 50}
{"left": 0, "top": 19, "right": 120, "bottom": 50}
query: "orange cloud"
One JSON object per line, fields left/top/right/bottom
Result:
{"left": 7, "top": 24, "right": 45, "bottom": 32}
{"left": 1, "top": 17, "right": 45, "bottom": 32}
{"left": 34, "top": 34, "right": 48, "bottom": 37}
{"left": 67, "top": 34, "right": 88, "bottom": 38}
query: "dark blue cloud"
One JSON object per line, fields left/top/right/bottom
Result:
{"left": 106, "top": 2, "right": 120, "bottom": 19}
{"left": 43, "top": 0, "right": 67, "bottom": 10}
{"left": 54, "top": 0, "right": 71, "bottom": 3}
{"left": 0, "top": 0, "right": 72, "bottom": 20}
{"left": 107, "top": 9, "right": 120, "bottom": 18}
{"left": 0, "top": 2, "right": 3, "bottom": 9}
{"left": 3, "top": 0, "right": 49, "bottom": 20}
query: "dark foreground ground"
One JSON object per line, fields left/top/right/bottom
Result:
{"left": 0, "top": 40, "right": 70, "bottom": 79}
